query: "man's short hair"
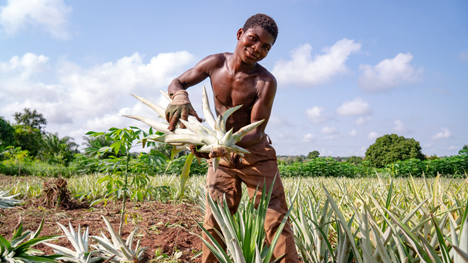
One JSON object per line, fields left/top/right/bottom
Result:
{"left": 243, "top": 14, "right": 278, "bottom": 44}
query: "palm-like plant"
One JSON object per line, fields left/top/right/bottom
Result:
{"left": 40, "top": 132, "right": 79, "bottom": 165}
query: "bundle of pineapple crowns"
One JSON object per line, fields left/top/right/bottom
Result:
{"left": 124, "top": 86, "right": 264, "bottom": 171}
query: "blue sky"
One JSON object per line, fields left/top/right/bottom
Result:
{"left": 1, "top": 0, "right": 467, "bottom": 157}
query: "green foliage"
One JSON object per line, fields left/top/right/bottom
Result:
{"left": 151, "top": 142, "right": 189, "bottom": 159}
{"left": 197, "top": 179, "right": 292, "bottom": 263}
{"left": 346, "top": 155, "right": 363, "bottom": 165}
{"left": 460, "top": 144, "right": 468, "bottom": 155}
{"left": 12, "top": 124, "right": 43, "bottom": 157}
{"left": 386, "top": 154, "right": 468, "bottom": 177}
{"left": 13, "top": 108, "right": 47, "bottom": 133}
{"left": 365, "top": 134, "right": 425, "bottom": 168}
{"left": 87, "top": 126, "right": 165, "bottom": 234}
{"left": 0, "top": 117, "right": 16, "bottom": 149}
{"left": 279, "top": 157, "right": 370, "bottom": 178}
{"left": 307, "top": 150, "right": 320, "bottom": 159}
{"left": 39, "top": 132, "right": 80, "bottom": 166}
{"left": 164, "top": 154, "right": 208, "bottom": 175}
{"left": 82, "top": 135, "right": 118, "bottom": 159}
{"left": 1, "top": 146, "right": 31, "bottom": 176}
{"left": 0, "top": 217, "right": 61, "bottom": 263}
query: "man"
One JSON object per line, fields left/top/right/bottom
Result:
{"left": 165, "top": 14, "right": 299, "bottom": 263}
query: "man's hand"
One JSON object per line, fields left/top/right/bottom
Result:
{"left": 189, "top": 145, "right": 210, "bottom": 159}
{"left": 165, "top": 90, "right": 202, "bottom": 131}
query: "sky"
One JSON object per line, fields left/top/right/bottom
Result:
{"left": 0, "top": 0, "right": 467, "bottom": 157}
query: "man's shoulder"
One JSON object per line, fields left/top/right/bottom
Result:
{"left": 256, "top": 64, "right": 277, "bottom": 88}
{"left": 201, "top": 52, "right": 230, "bottom": 68}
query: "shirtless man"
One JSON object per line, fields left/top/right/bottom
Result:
{"left": 165, "top": 14, "right": 299, "bottom": 263}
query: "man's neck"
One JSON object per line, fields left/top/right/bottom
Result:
{"left": 229, "top": 52, "right": 257, "bottom": 74}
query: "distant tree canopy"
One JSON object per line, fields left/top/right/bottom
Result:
{"left": 365, "top": 134, "right": 425, "bottom": 168}
{"left": 40, "top": 132, "right": 80, "bottom": 166}
{"left": 460, "top": 145, "right": 468, "bottom": 155}
{"left": 307, "top": 150, "right": 320, "bottom": 159}
{"left": 0, "top": 117, "right": 16, "bottom": 148}
{"left": 14, "top": 108, "right": 47, "bottom": 133}
{"left": 8, "top": 109, "right": 48, "bottom": 157}
{"left": 13, "top": 125, "right": 43, "bottom": 157}
{"left": 346, "top": 156, "right": 363, "bottom": 165}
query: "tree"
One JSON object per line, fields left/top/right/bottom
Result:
{"left": 365, "top": 134, "right": 425, "bottom": 168}
{"left": 459, "top": 145, "right": 468, "bottom": 155}
{"left": 13, "top": 108, "right": 47, "bottom": 133}
{"left": 40, "top": 132, "right": 79, "bottom": 166}
{"left": 12, "top": 124, "right": 43, "bottom": 157}
{"left": 307, "top": 150, "right": 320, "bottom": 159}
{"left": 0, "top": 117, "right": 16, "bottom": 149}
{"left": 346, "top": 156, "right": 363, "bottom": 165}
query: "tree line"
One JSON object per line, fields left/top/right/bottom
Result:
{"left": 1, "top": 108, "right": 466, "bottom": 172}
{"left": 0, "top": 108, "right": 80, "bottom": 166}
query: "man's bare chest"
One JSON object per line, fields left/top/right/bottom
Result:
{"left": 209, "top": 71, "right": 259, "bottom": 108}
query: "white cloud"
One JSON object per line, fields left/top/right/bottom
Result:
{"left": 358, "top": 53, "right": 423, "bottom": 92}
{"left": 393, "top": 119, "right": 409, "bottom": 133}
{"left": 368, "top": 132, "right": 379, "bottom": 140}
{"left": 305, "top": 106, "right": 328, "bottom": 124}
{"left": 321, "top": 126, "right": 338, "bottom": 134}
{"left": 302, "top": 133, "right": 316, "bottom": 143}
{"left": 448, "top": 145, "right": 457, "bottom": 151}
{"left": 432, "top": 128, "right": 451, "bottom": 139}
{"left": 0, "top": 0, "right": 72, "bottom": 39}
{"left": 459, "top": 51, "right": 468, "bottom": 62}
{"left": 272, "top": 38, "right": 361, "bottom": 86}
{"left": 0, "top": 51, "right": 195, "bottom": 145}
{"left": 336, "top": 97, "right": 372, "bottom": 116}
{"left": 355, "top": 116, "right": 372, "bottom": 126}
{"left": 349, "top": 129, "right": 357, "bottom": 136}
{"left": 321, "top": 126, "right": 340, "bottom": 140}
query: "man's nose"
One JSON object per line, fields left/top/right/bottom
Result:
{"left": 252, "top": 43, "right": 260, "bottom": 52}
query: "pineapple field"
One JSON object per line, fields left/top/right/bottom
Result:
{"left": 1, "top": 173, "right": 467, "bottom": 262}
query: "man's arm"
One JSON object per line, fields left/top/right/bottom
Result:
{"left": 236, "top": 74, "right": 277, "bottom": 148}
{"left": 166, "top": 54, "right": 223, "bottom": 131}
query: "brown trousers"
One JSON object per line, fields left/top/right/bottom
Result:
{"left": 202, "top": 136, "right": 299, "bottom": 263}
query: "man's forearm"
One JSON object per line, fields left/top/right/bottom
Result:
{"left": 236, "top": 131, "right": 264, "bottom": 149}
{"left": 167, "top": 78, "right": 187, "bottom": 97}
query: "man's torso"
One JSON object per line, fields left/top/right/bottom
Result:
{"left": 208, "top": 53, "right": 272, "bottom": 133}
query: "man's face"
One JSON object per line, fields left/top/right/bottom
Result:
{"left": 236, "top": 26, "right": 275, "bottom": 64}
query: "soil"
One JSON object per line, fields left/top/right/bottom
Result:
{"left": 0, "top": 192, "right": 204, "bottom": 262}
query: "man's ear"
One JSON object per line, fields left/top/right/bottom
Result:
{"left": 236, "top": 28, "right": 244, "bottom": 40}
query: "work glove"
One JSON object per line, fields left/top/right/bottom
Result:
{"left": 165, "top": 90, "right": 203, "bottom": 131}
{"left": 189, "top": 145, "right": 210, "bottom": 159}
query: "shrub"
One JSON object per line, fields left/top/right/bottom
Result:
{"left": 365, "top": 134, "right": 425, "bottom": 168}
{"left": 385, "top": 154, "right": 468, "bottom": 177}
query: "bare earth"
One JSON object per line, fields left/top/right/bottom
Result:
{"left": 0, "top": 191, "right": 204, "bottom": 262}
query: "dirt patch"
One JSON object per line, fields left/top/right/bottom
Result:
{"left": 0, "top": 199, "right": 204, "bottom": 262}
